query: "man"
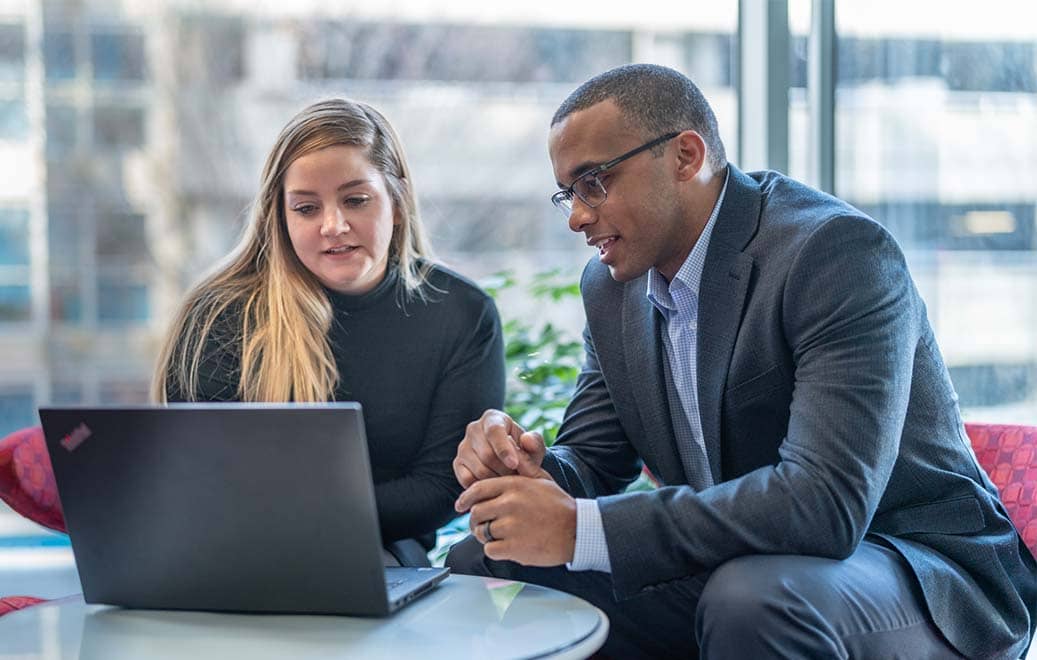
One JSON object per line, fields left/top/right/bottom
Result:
{"left": 446, "top": 64, "right": 1037, "bottom": 659}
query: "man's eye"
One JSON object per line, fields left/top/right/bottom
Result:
{"left": 574, "top": 176, "right": 600, "bottom": 196}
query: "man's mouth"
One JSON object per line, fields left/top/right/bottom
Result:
{"left": 587, "top": 235, "right": 619, "bottom": 256}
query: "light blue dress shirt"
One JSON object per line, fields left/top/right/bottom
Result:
{"left": 568, "top": 171, "right": 729, "bottom": 573}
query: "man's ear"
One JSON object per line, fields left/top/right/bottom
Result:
{"left": 674, "top": 130, "right": 707, "bottom": 182}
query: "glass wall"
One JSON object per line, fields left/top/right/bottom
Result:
{"left": 0, "top": 1, "right": 736, "bottom": 534}
{"left": 832, "top": 2, "right": 1037, "bottom": 422}
{"left": 5, "top": 0, "right": 1035, "bottom": 546}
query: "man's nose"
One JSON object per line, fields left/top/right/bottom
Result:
{"left": 567, "top": 199, "right": 596, "bottom": 234}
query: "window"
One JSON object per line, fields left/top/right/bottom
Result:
{"left": 0, "top": 23, "right": 24, "bottom": 82}
{"left": 92, "top": 106, "right": 145, "bottom": 149}
{"left": 46, "top": 105, "right": 77, "bottom": 159}
{"left": 97, "top": 275, "right": 148, "bottom": 323}
{"left": 0, "top": 99, "right": 27, "bottom": 140}
{"left": 47, "top": 200, "right": 86, "bottom": 323}
{"left": 176, "top": 17, "right": 245, "bottom": 85}
{"left": 0, "top": 208, "right": 29, "bottom": 265}
{"left": 0, "top": 387, "right": 34, "bottom": 436}
{"left": 3, "top": 4, "right": 740, "bottom": 546}
{"left": 49, "top": 277, "right": 82, "bottom": 322}
{"left": 682, "top": 33, "right": 736, "bottom": 88}
{"left": 99, "top": 379, "right": 149, "bottom": 404}
{"left": 0, "top": 208, "right": 33, "bottom": 324}
{"left": 96, "top": 211, "right": 147, "bottom": 260}
{"left": 91, "top": 30, "right": 146, "bottom": 81}
{"left": 423, "top": 198, "right": 548, "bottom": 252}
{"left": 0, "top": 285, "right": 30, "bottom": 321}
{"left": 298, "top": 22, "right": 632, "bottom": 83}
{"left": 835, "top": 4, "right": 1037, "bottom": 422}
{"left": 43, "top": 31, "right": 76, "bottom": 81}
{"left": 50, "top": 381, "right": 83, "bottom": 405}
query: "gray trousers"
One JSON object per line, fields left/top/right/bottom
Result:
{"left": 383, "top": 538, "right": 431, "bottom": 567}
{"left": 446, "top": 536, "right": 964, "bottom": 659}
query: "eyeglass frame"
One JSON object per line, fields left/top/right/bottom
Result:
{"left": 550, "top": 131, "right": 682, "bottom": 216}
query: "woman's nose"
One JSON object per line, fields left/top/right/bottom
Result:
{"left": 320, "top": 207, "right": 350, "bottom": 236}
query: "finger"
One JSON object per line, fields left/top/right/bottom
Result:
{"left": 483, "top": 411, "right": 524, "bottom": 470}
{"left": 519, "top": 431, "right": 546, "bottom": 462}
{"left": 483, "top": 523, "right": 516, "bottom": 560}
{"left": 481, "top": 517, "right": 512, "bottom": 557}
{"left": 455, "top": 476, "right": 513, "bottom": 513}
{"left": 467, "top": 417, "right": 516, "bottom": 477}
{"left": 454, "top": 460, "right": 477, "bottom": 489}
{"left": 483, "top": 516, "right": 507, "bottom": 541}
{"left": 468, "top": 501, "right": 505, "bottom": 528}
{"left": 457, "top": 450, "right": 504, "bottom": 482}
{"left": 470, "top": 513, "right": 504, "bottom": 545}
{"left": 469, "top": 440, "right": 514, "bottom": 477}
{"left": 484, "top": 540, "right": 511, "bottom": 561}
{"left": 514, "top": 431, "right": 547, "bottom": 477}
{"left": 467, "top": 512, "right": 484, "bottom": 541}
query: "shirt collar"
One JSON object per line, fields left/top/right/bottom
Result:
{"left": 647, "top": 168, "right": 730, "bottom": 314}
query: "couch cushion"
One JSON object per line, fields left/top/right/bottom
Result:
{"left": 0, "top": 426, "right": 65, "bottom": 533}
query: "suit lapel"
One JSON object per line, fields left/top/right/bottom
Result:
{"left": 697, "top": 166, "right": 761, "bottom": 481}
{"left": 623, "top": 281, "right": 684, "bottom": 485}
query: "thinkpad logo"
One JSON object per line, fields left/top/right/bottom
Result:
{"left": 60, "top": 423, "right": 92, "bottom": 452}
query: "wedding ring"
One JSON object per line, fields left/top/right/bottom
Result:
{"left": 483, "top": 519, "right": 496, "bottom": 543}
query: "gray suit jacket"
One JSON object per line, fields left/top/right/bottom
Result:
{"left": 543, "top": 166, "right": 1037, "bottom": 659}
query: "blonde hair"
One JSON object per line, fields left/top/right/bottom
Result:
{"left": 152, "top": 99, "right": 435, "bottom": 403}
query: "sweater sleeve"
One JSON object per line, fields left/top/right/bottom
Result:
{"left": 372, "top": 293, "right": 506, "bottom": 543}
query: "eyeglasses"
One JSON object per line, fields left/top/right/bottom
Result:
{"left": 550, "top": 131, "right": 681, "bottom": 217}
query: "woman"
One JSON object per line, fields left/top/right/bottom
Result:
{"left": 151, "top": 98, "right": 505, "bottom": 565}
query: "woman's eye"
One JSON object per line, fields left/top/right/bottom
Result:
{"left": 292, "top": 204, "right": 318, "bottom": 216}
{"left": 344, "top": 196, "right": 370, "bottom": 208}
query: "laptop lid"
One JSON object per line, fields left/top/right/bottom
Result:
{"left": 39, "top": 403, "right": 439, "bottom": 616}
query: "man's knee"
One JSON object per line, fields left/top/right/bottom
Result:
{"left": 692, "top": 556, "right": 837, "bottom": 651}
{"left": 697, "top": 556, "right": 782, "bottom": 631}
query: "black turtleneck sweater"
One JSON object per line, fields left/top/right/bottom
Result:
{"left": 167, "top": 264, "right": 505, "bottom": 543}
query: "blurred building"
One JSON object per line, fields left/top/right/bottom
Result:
{"left": 0, "top": 0, "right": 1034, "bottom": 440}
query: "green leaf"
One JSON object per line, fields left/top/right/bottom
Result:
{"left": 497, "top": 269, "right": 585, "bottom": 445}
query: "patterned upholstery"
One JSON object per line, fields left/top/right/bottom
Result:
{"left": 0, "top": 597, "right": 46, "bottom": 618}
{"left": 0, "top": 425, "right": 66, "bottom": 618}
{"left": 0, "top": 425, "right": 65, "bottom": 533}
{"left": 964, "top": 423, "right": 1037, "bottom": 556}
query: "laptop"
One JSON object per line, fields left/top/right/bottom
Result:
{"left": 38, "top": 403, "right": 449, "bottom": 616}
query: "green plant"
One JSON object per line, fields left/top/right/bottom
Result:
{"left": 481, "top": 269, "right": 584, "bottom": 446}
{"left": 482, "top": 269, "right": 656, "bottom": 494}
{"left": 430, "top": 268, "right": 653, "bottom": 565}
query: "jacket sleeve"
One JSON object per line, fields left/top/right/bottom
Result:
{"left": 543, "top": 322, "right": 643, "bottom": 499}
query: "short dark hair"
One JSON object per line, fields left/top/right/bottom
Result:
{"left": 552, "top": 63, "right": 727, "bottom": 171}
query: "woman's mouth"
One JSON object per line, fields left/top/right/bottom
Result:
{"left": 324, "top": 245, "right": 358, "bottom": 255}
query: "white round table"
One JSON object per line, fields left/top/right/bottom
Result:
{"left": 0, "top": 574, "right": 608, "bottom": 659}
